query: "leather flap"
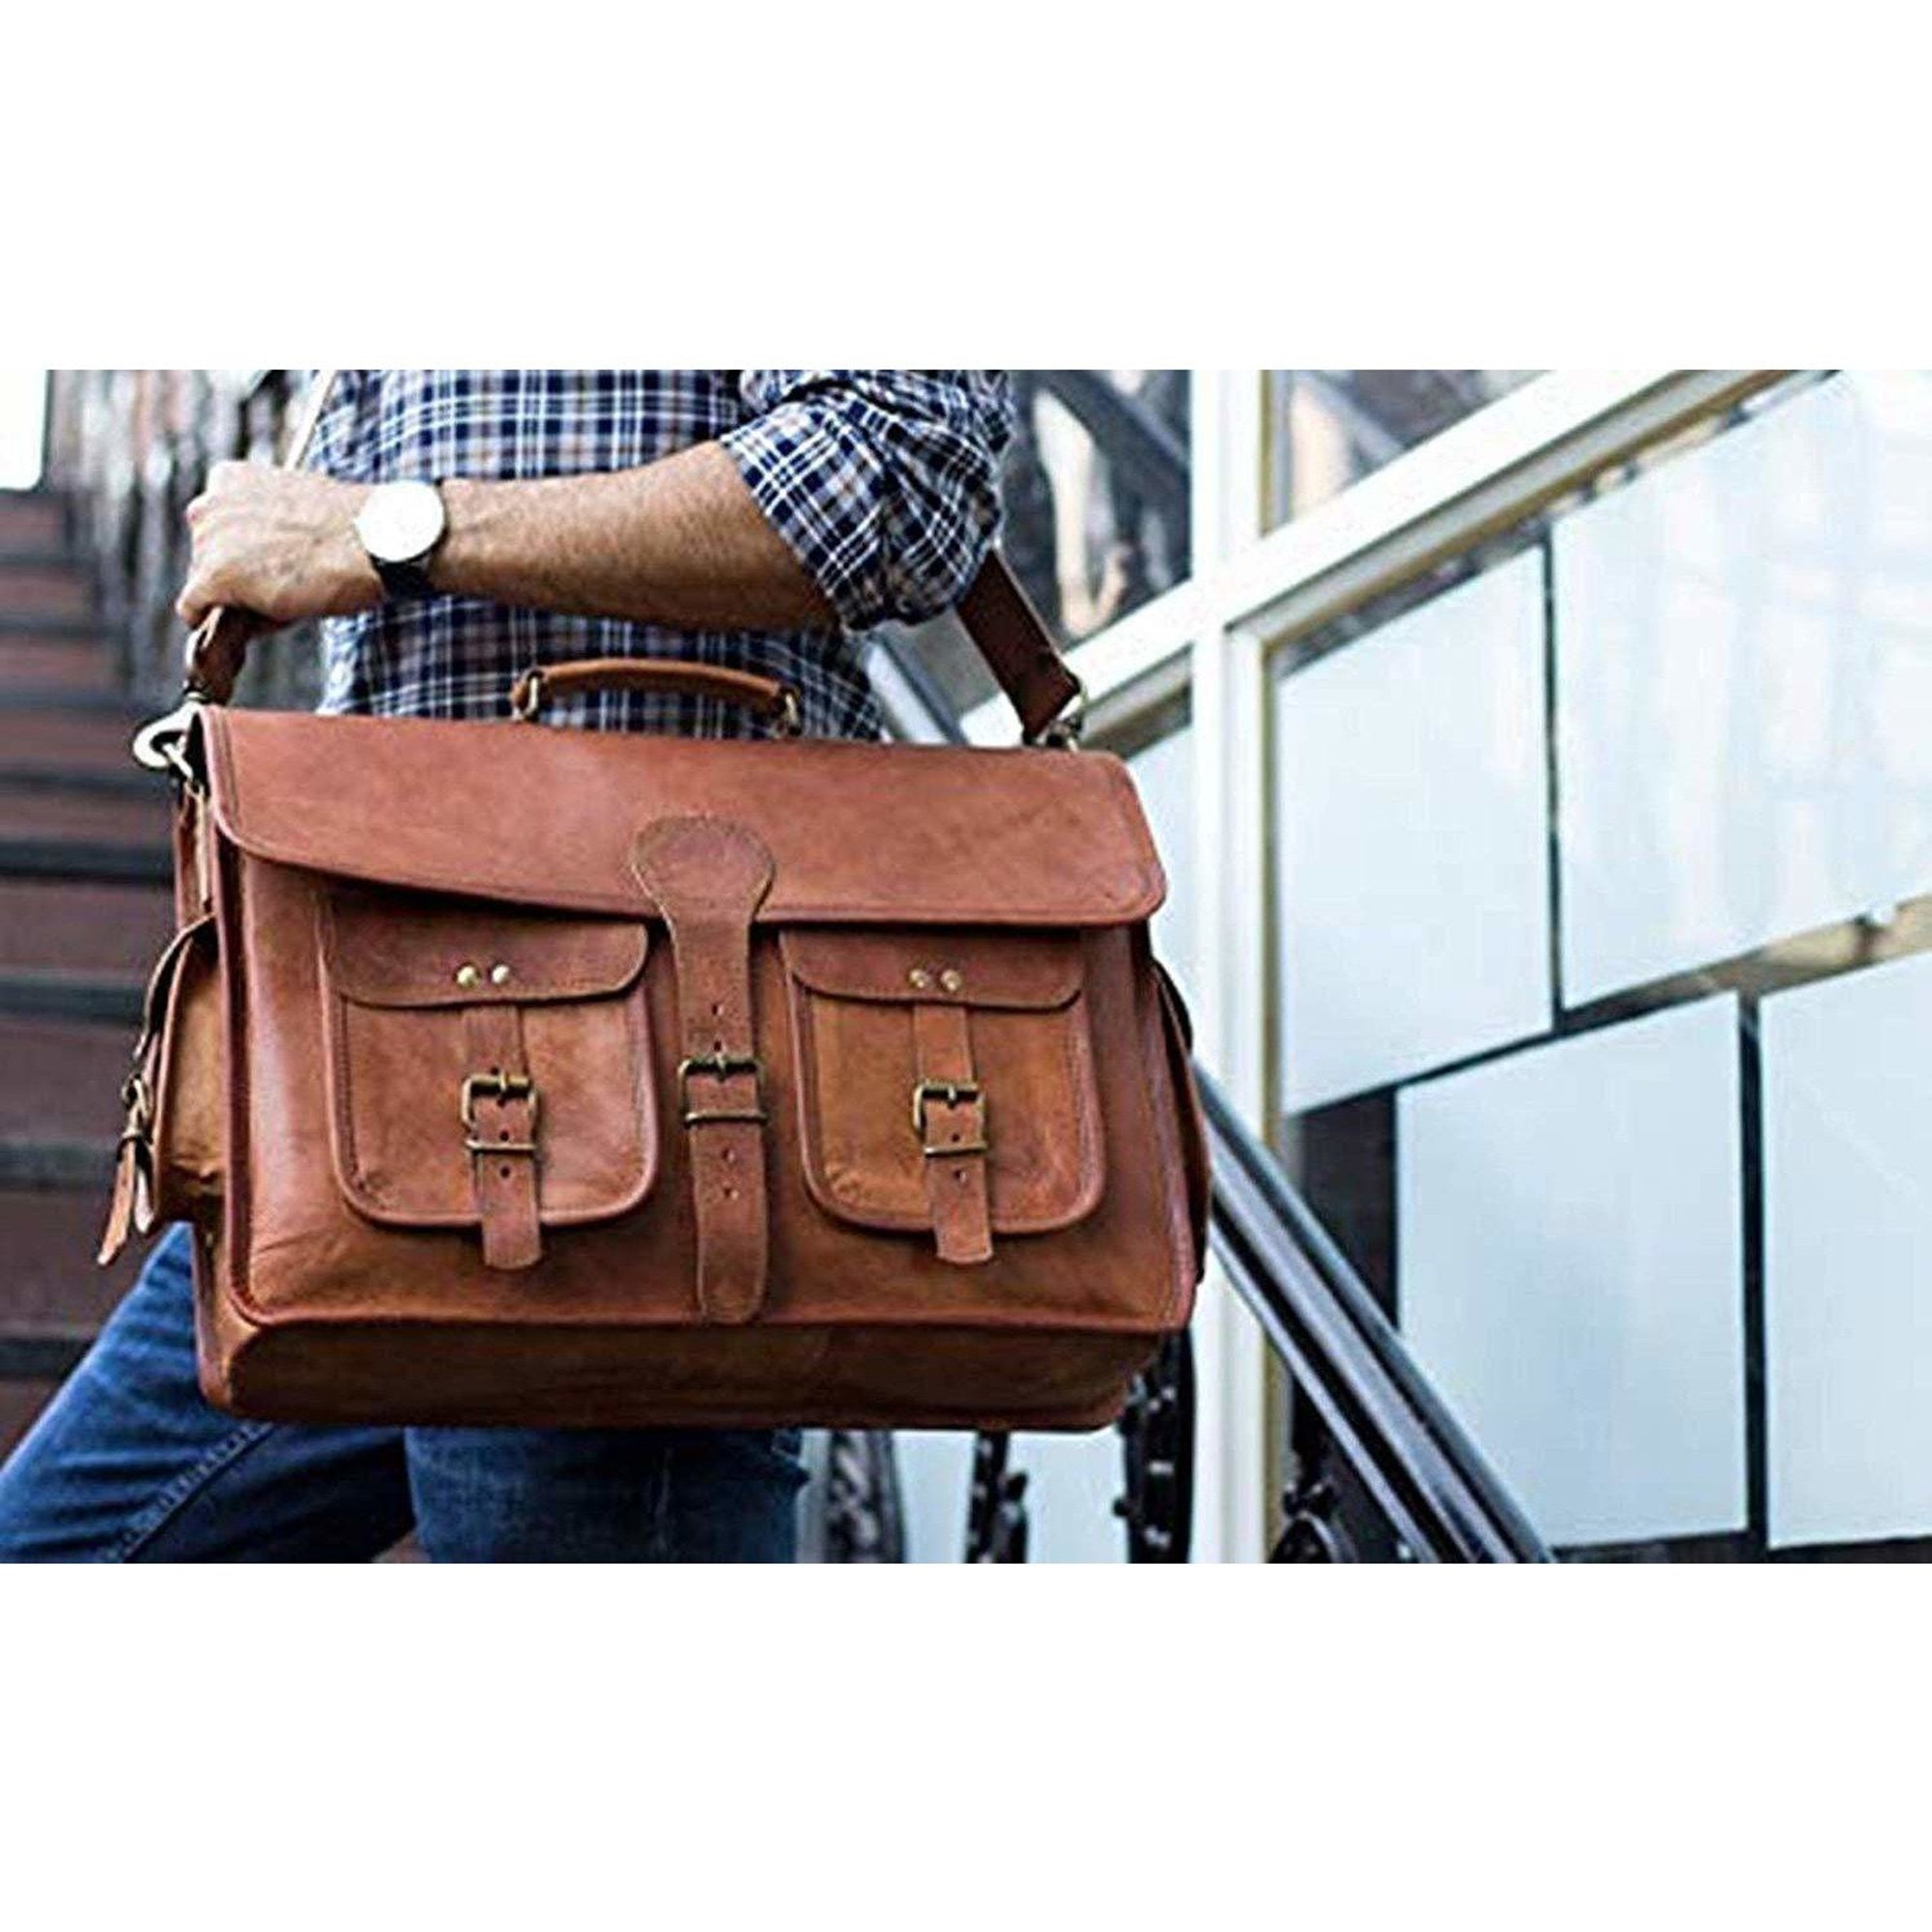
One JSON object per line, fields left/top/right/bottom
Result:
{"left": 780, "top": 929, "right": 1081, "bottom": 1010}
{"left": 201, "top": 710, "right": 1166, "bottom": 928}
{"left": 322, "top": 886, "right": 649, "bottom": 1009}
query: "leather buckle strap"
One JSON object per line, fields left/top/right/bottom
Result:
{"left": 461, "top": 1009, "right": 543, "bottom": 1271}
{"left": 911, "top": 1003, "right": 993, "bottom": 1266}
{"left": 632, "top": 816, "right": 777, "bottom": 1326}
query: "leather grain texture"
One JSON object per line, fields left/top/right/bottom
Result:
{"left": 134, "top": 706, "right": 1205, "bottom": 1431}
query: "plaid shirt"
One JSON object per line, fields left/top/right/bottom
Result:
{"left": 309, "top": 370, "right": 1013, "bottom": 739}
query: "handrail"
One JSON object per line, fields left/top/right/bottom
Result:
{"left": 1200, "top": 1075, "right": 1548, "bottom": 1562}
{"left": 872, "top": 626, "right": 1552, "bottom": 1564}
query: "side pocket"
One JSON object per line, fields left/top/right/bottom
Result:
{"left": 150, "top": 915, "right": 224, "bottom": 1226}
{"left": 1153, "top": 962, "right": 1210, "bottom": 1282}
{"left": 100, "top": 914, "right": 222, "bottom": 1264}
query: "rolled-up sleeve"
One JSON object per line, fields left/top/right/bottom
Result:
{"left": 723, "top": 370, "right": 1013, "bottom": 630}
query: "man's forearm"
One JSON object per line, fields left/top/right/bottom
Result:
{"left": 179, "top": 442, "right": 838, "bottom": 635}
{"left": 435, "top": 442, "right": 838, "bottom": 632}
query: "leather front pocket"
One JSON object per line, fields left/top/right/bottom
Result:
{"left": 318, "top": 886, "right": 657, "bottom": 1231}
{"left": 781, "top": 927, "right": 1105, "bottom": 1241}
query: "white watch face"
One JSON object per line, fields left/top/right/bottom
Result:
{"left": 355, "top": 481, "right": 446, "bottom": 565}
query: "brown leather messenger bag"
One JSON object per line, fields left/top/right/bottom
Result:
{"left": 100, "top": 371, "right": 1208, "bottom": 1431}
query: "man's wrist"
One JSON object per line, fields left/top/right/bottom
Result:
{"left": 427, "top": 476, "right": 498, "bottom": 600}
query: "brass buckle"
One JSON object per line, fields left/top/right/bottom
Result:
{"left": 678, "top": 1051, "right": 766, "bottom": 1126}
{"left": 912, "top": 1079, "right": 988, "bottom": 1157}
{"left": 461, "top": 1071, "right": 540, "bottom": 1154}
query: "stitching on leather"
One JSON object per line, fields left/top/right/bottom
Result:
{"left": 112, "top": 1417, "right": 277, "bottom": 1562}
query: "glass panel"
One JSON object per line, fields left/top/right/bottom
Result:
{"left": 891, "top": 1427, "right": 1129, "bottom": 1563}
{"left": 1398, "top": 998, "right": 1748, "bottom": 1550}
{"left": 1763, "top": 951, "right": 1932, "bottom": 1550}
{"left": 1554, "top": 372, "right": 1932, "bottom": 1006}
{"left": 1264, "top": 370, "right": 1538, "bottom": 528}
{"left": 894, "top": 1434, "right": 979, "bottom": 1563}
{"left": 1268, "top": 370, "right": 1932, "bottom": 1560}
{"left": 1274, "top": 549, "right": 1550, "bottom": 1113}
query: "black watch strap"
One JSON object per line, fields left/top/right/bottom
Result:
{"left": 375, "top": 555, "right": 438, "bottom": 602}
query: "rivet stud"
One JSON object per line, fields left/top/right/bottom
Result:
{"left": 940, "top": 969, "right": 964, "bottom": 993}
{"left": 454, "top": 963, "right": 482, "bottom": 989}
{"left": 491, "top": 963, "right": 513, "bottom": 986}
{"left": 908, "top": 968, "right": 933, "bottom": 991}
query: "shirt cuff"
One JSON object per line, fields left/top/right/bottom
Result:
{"left": 721, "top": 403, "right": 892, "bottom": 633}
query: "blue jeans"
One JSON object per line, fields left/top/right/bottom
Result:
{"left": 0, "top": 1225, "right": 806, "bottom": 1562}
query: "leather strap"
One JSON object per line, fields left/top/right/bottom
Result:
{"left": 912, "top": 1002, "right": 993, "bottom": 1266}
{"left": 178, "top": 368, "right": 1083, "bottom": 744}
{"left": 955, "top": 555, "right": 1084, "bottom": 745}
{"left": 462, "top": 1006, "right": 542, "bottom": 1272}
{"left": 631, "top": 817, "right": 776, "bottom": 1325}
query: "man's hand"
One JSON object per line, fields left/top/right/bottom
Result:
{"left": 178, "top": 463, "right": 382, "bottom": 633}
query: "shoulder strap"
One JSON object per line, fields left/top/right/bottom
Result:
{"left": 183, "top": 371, "right": 1083, "bottom": 743}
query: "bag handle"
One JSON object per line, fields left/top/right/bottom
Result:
{"left": 150, "top": 369, "right": 1085, "bottom": 752}
{"left": 510, "top": 658, "right": 803, "bottom": 734}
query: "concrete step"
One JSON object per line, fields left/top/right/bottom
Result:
{"left": 0, "top": 1138, "right": 115, "bottom": 1191}
{"left": 0, "top": 764, "right": 166, "bottom": 799}
{"left": 0, "top": 1184, "right": 139, "bottom": 1336}
{"left": 0, "top": 687, "right": 149, "bottom": 717}
{"left": 0, "top": 611, "right": 101, "bottom": 641}
{"left": 0, "top": 1018, "right": 138, "bottom": 1144}
{"left": 0, "top": 878, "right": 174, "bottom": 978}
{"left": 0, "top": 972, "right": 144, "bottom": 1028}
{"left": 0, "top": 494, "right": 66, "bottom": 552}
{"left": 0, "top": 775, "right": 172, "bottom": 847}
{"left": 0, "top": 636, "right": 117, "bottom": 694}
{"left": 0, "top": 560, "right": 91, "bottom": 621}
{"left": 0, "top": 837, "right": 172, "bottom": 886}
{"left": 0, "top": 706, "right": 149, "bottom": 779}
{"left": 0, "top": 1378, "right": 65, "bottom": 1458}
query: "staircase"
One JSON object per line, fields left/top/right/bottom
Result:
{"left": 0, "top": 488, "right": 176, "bottom": 1455}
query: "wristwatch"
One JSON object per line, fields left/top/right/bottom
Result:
{"left": 354, "top": 480, "right": 448, "bottom": 602}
